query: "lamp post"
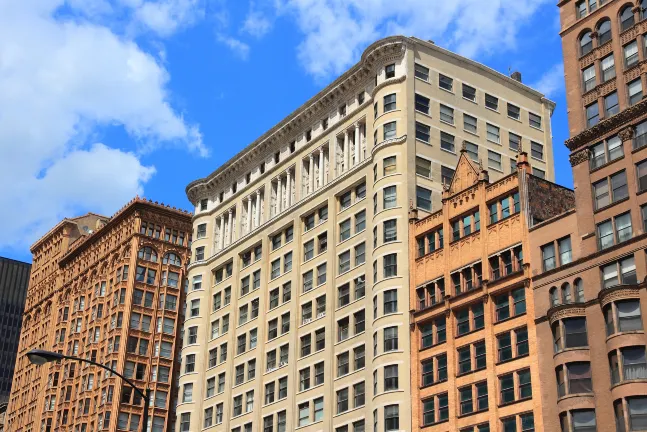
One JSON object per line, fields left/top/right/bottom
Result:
{"left": 27, "top": 349, "right": 151, "bottom": 432}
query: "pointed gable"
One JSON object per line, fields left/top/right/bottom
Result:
{"left": 447, "top": 149, "right": 481, "bottom": 196}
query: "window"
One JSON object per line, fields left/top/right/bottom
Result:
{"left": 590, "top": 135, "right": 622, "bottom": 169}
{"left": 638, "top": 159, "right": 647, "bottom": 192}
{"left": 529, "top": 112, "right": 542, "bottom": 129}
{"left": 585, "top": 101, "right": 600, "bottom": 128}
{"left": 605, "top": 299, "right": 643, "bottom": 336}
{"left": 531, "top": 142, "right": 544, "bottom": 160}
{"left": 602, "top": 55, "right": 616, "bottom": 82}
{"left": 440, "top": 131, "right": 455, "bottom": 152}
{"left": 355, "top": 210, "right": 366, "bottom": 232}
{"left": 383, "top": 186, "right": 396, "bottom": 209}
{"left": 383, "top": 156, "right": 396, "bottom": 175}
{"left": 415, "top": 63, "right": 429, "bottom": 81}
{"left": 605, "top": 91, "right": 619, "bottom": 117}
{"left": 383, "top": 253, "right": 397, "bottom": 278}
{"left": 415, "top": 121, "right": 431, "bottom": 143}
{"left": 485, "top": 94, "right": 498, "bottom": 110}
{"left": 384, "top": 94, "right": 396, "bottom": 112}
{"left": 384, "top": 365, "right": 398, "bottom": 390}
{"left": 464, "top": 114, "right": 478, "bottom": 134}
{"left": 385, "top": 63, "right": 395, "bottom": 78}
{"left": 553, "top": 317, "right": 588, "bottom": 352}
{"left": 384, "top": 289, "right": 397, "bottom": 314}
{"left": 582, "top": 65, "right": 596, "bottom": 92}
{"left": 625, "top": 41, "right": 639, "bottom": 68}
{"left": 580, "top": 31, "right": 592, "bottom": 56}
{"left": 439, "top": 74, "right": 453, "bottom": 91}
{"left": 499, "top": 369, "right": 531, "bottom": 404}
{"left": 559, "top": 237, "right": 572, "bottom": 265}
{"left": 416, "top": 157, "right": 431, "bottom": 177}
{"left": 340, "top": 219, "right": 351, "bottom": 242}
{"left": 383, "top": 121, "right": 396, "bottom": 140}
{"left": 629, "top": 78, "right": 643, "bottom": 105}
{"left": 384, "top": 326, "right": 398, "bottom": 351}
{"left": 383, "top": 219, "right": 397, "bottom": 243}
{"left": 415, "top": 94, "right": 430, "bottom": 114}
{"left": 355, "top": 243, "right": 365, "bottom": 266}
{"left": 488, "top": 150, "right": 502, "bottom": 171}
{"left": 507, "top": 103, "right": 520, "bottom": 120}
{"left": 621, "top": 5, "right": 635, "bottom": 31}
{"left": 483, "top": 124, "right": 501, "bottom": 147}
{"left": 384, "top": 405, "right": 400, "bottom": 431}
{"left": 441, "top": 166, "right": 455, "bottom": 185}
{"left": 463, "top": 84, "right": 476, "bottom": 101}
{"left": 416, "top": 186, "right": 432, "bottom": 211}
{"left": 556, "top": 362, "right": 593, "bottom": 396}
{"left": 440, "top": 104, "right": 454, "bottom": 124}
{"left": 593, "top": 171, "right": 627, "bottom": 209}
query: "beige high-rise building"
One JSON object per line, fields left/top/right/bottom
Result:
{"left": 179, "top": 35, "right": 555, "bottom": 432}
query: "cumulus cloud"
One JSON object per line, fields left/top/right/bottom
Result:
{"left": 217, "top": 34, "right": 251, "bottom": 59}
{"left": 277, "top": 0, "right": 553, "bottom": 78}
{"left": 0, "top": 0, "right": 205, "bottom": 251}
{"left": 529, "top": 63, "right": 565, "bottom": 99}
{"left": 241, "top": 3, "right": 272, "bottom": 38}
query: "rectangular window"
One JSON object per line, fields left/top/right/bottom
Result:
{"left": 415, "top": 94, "right": 430, "bottom": 114}
{"left": 384, "top": 94, "right": 396, "bottom": 112}
{"left": 582, "top": 65, "right": 596, "bottom": 92}
{"left": 465, "top": 141, "right": 479, "bottom": 161}
{"left": 586, "top": 102, "right": 599, "bottom": 127}
{"left": 629, "top": 78, "right": 643, "bottom": 105}
{"left": 416, "top": 186, "right": 432, "bottom": 211}
{"left": 415, "top": 121, "right": 431, "bottom": 143}
{"left": 464, "top": 114, "right": 477, "bottom": 134}
{"left": 485, "top": 94, "right": 498, "bottom": 110}
{"left": 509, "top": 132, "right": 521, "bottom": 152}
{"left": 488, "top": 150, "right": 502, "bottom": 171}
{"left": 440, "top": 132, "right": 455, "bottom": 152}
{"left": 602, "top": 55, "right": 616, "bottom": 82}
{"left": 383, "top": 186, "right": 396, "bottom": 209}
{"left": 529, "top": 112, "right": 542, "bottom": 129}
{"left": 415, "top": 63, "right": 429, "bottom": 81}
{"left": 463, "top": 84, "right": 476, "bottom": 101}
{"left": 507, "top": 103, "right": 520, "bottom": 120}
{"left": 439, "top": 74, "right": 453, "bottom": 91}
{"left": 416, "top": 157, "right": 431, "bottom": 177}
{"left": 605, "top": 91, "right": 619, "bottom": 117}
{"left": 486, "top": 124, "right": 500, "bottom": 144}
{"left": 625, "top": 41, "right": 639, "bottom": 68}
{"left": 440, "top": 104, "right": 454, "bottom": 124}
{"left": 383, "top": 121, "right": 396, "bottom": 140}
{"left": 531, "top": 142, "right": 544, "bottom": 160}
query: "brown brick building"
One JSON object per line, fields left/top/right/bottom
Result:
{"left": 408, "top": 148, "right": 574, "bottom": 432}
{"left": 523, "top": 0, "right": 647, "bottom": 430}
{"left": 5, "top": 198, "right": 192, "bottom": 432}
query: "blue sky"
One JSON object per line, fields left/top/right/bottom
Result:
{"left": 0, "top": 0, "right": 570, "bottom": 263}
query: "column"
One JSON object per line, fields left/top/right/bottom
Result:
{"left": 343, "top": 131, "right": 349, "bottom": 172}
{"left": 255, "top": 191, "right": 261, "bottom": 228}
{"left": 227, "top": 209, "right": 233, "bottom": 245}
{"left": 318, "top": 148, "right": 325, "bottom": 188}
{"left": 218, "top": 216, "right": 224, "bottom": 250}
{"left": 308, "top": 155, "right": 315, "bottom": 194}
{"left": 246, "top": 198, "right": 253, "bottom": 234}
{"left": 354, "top": 122, "right": 360, "bottom": 165}
{"left": 279, "top": 176, "right": 285, "bottom": 212}
{"left": 286, "top": 169, "right": 292, "bottom": 207}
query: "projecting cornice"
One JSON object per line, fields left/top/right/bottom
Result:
{"left": 565, "top": 97, "right": 647, "bottom": 151}
{"left": 185, "top": 36, "right": 412, "bottom": 205}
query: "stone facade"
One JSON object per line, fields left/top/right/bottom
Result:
{"left": 5, "top": 199, "right": 192, "bottom": 432}
{"left": 178, "top": 36, "right": 556, "bottom": 432}
{"left": 526, "top": 0, "right": 647, "bottom": 430}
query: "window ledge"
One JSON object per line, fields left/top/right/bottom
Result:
{"left": 334, "top": 331, "right": 365, "bottom": 347}
{"left": 457, "top": 407, "right": 489, "bottom": 419}
{"left": 372, "top": 350, "right": 405, "bottom": 362}
{"left": 455, "top": 327, "right": 485, "bottom": 340}
{"left": 333, "top": 404, "right": 366, "bottom": 418}
{"left": 498, "top": 395, "right": 532, "bottom": 408}
{"left": 372, "top": 388, "right": 404, "bottom": 401}
{"left": 296, "top": 383, "right": 324, "bottom": 396}
{"left": 421, "top": 419, "right": 449, "bottom": 429}
{"left": 334, "top": 367, "right": 365, "bottom": 382}
{"left": 492, "top": 311, "right": 526, "bottom": 326}
{"left": 593, "top": 196, "right": 629, "bottom": 215}
{"left": 456, "top": 365, "right": 486, "bottom": 378}
{"left": 589, "top": 155, "right": 624, "bottom": 174}
{"left": 420, "top": 378, "right": 448, "bottom": 390}
{"left": 553, "top": 346, "right": 590, "bottom": 358}
{"left": 556, "top": 392, "right": 594, "bottom": 403}
{"left": 495, "top": 352, "right": 529, "bottom": 366}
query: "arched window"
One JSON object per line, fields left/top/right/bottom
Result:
{"left": 561, "top": 283, "right": 572, "bottom": 304}
{"left": 597, "top": 19, "right": 612, "bottom": 45}
{"left": 580, "top": 31, "right": 593, "bottom": 55}
{"left": 163, "top": 253, "right": 182, "bottom": 267}
{"left": 550, "top": 287, "right": 560, "bottom": 307}
{"left": 138, "top": 247, "right": 157, "bottom": 262}
{"left": 574, "top": 279, "right": 585, "bottom": 303}
{"left": 620, "top": 5, "right": 635, "bottom": 32}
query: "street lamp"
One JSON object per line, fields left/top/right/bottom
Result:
{"left": 27, "top": 349, "right": 151, "bottom": 432}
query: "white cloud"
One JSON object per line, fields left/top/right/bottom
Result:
{"left": 0, "top": 0, "right": 205, "bottom": 250}
{"left": 241, "top": 4, "right": 272, "bottom": 38}
{"left": 529, "top": 63, "right": 565, "bottom": 99}
{"left": 217, "top": 34, "right": 251, "bottom": 59}
{"left": 277, "top": 0, "right": 553, "bottom": 78}
{"left": 133, "top": 0, "right": 203, "bottom": 37}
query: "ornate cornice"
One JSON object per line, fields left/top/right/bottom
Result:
{"left": 565, "top": 98, "right": 647, "bottom": 151}
{"left": 569, "top": 149, "right": 590, "bottom": 167}
{"left": 186, "top": 36, "right": 412, "bottom": 205}
{"left": 598, "top": 284, "right": 642, "bottom": 308}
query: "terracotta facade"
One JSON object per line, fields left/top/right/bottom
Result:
{"left": 5, "top": 199, "right": 192, "bottom": 432}
{"left": 408, "top": 150, "right": 572, "bottom": 432}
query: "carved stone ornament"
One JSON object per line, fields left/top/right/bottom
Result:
{"left": 569, "top": 149, "right": 590, "bottom": 167}
{"left": 618, "top": 126, "right": 635, "bottom": 141}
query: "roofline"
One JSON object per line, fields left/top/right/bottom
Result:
{"left": 29, "top": 218, "right": 95, "bottom": 254}
{"left": 58, "top": 198, "right": 193, "bottom": 266}
{"left": 408, "top": 37, "right": 557, "bottom": 109}
{"left": 186, "top": 35, "right": 555, "bottom": 204}
{"left": 0, "top": 256, "right": 33, "bottom": 266}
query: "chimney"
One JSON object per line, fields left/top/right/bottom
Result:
{"left": 427, "top": 40, "right": 435, "bottom": 45}
{"left": 510, "top": 71, "right": 522, "bottom": 83}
